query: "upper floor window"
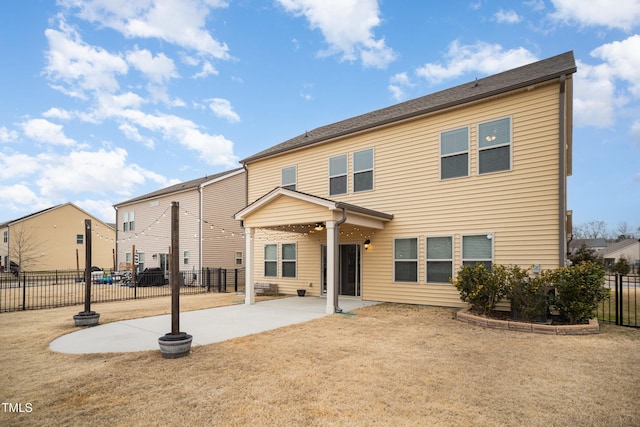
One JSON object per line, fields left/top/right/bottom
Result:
{"left": 440, "top": 127, "right": 469, "bottom": 180}
{"left": 478, "top": 117, "right": 511, "bottom": 174}
{"left": 281, "top": 166, "right": 297, "bottom": 191}
{"left": 4, "top": 231, "right": 8, "bottom": 243}
{"left": 353, "top": 148, "right": 374, "bottom": 192}
{"left": 426, "top": 236, "right": 453, "bottom": 284}
{"left": 462, "top": 234, "right": 493, "bottom": 269}
{"left": 76, "top": 234, "right": 83, "bottom": 245}
{"left": 122, "top": 211, "right": 135, "bottom": 232}
{"left": 329, "top": 154, "right": 348, "bottom": 196}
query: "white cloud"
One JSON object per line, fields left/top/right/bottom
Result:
{"left": 524, "top": 0, "right": 545, "bottom": 12}
{"left": 590, "top": 35, "right": 640, "bottom": 97}
{"left": 35, "top": 147, "right": 169, "bottom": 199}
{"left": 126, "top": 48, "right": 178, "bottom": 84}
{"left": 550, "top": 0, "right": 640, "bottom": 31}
{"left": 74, "top": 199, "right": 118, "bottom": 224}
{"left": 207, "top": 98, "right": 240, "bottom": 123}
{"left": 118, "top": 123, "right": 155, "bottom": 148}
{"left": 21, "top": 118, "right": 76, "bottom": 146}
{"left": 494, "top": 9, "right": 521, "bottom": 24}
{"left": 0, "top": 184, "right": 38, "bottom": 206}
{"left": 415, "top": 41, "right": 538, "bottom": 84}
{"left": 0, "top": 153, "right": 41, "bottom": 180}
{"left": 59, "top": 0, "right": 231, "bottom": 59}
{"left": 573, "top": 60, "right": 616, "bottom": 127}
{"left": 42, "top": 108, "right": 73, "bottom": 120}
{"left": 192, "top": 61, "right": 219, "bottom": 79}
{"left": 388, "top": 72, "right": 414, "bottom": 101}
{"left": 0, "top": 126, "right": 18, "bottom": 143}
{"left": 631, "top": 120, "right": 640, "bottom": 146}
{"left": 277, "top": 0, "right": 397, "bottom": 68}
{"left": 44, "top": 17, "right": 128, "bottom": 97}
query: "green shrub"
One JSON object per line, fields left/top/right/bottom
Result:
{"left": 451, "top": 264, "right": 511, "bottom": 316}
{"left": 509, "top": 267, "right": 552, "bottom": 322}
{"left": 612, "top": 256, "right": 631, "bottom": 275}
{"left": 549, "top": 261, "right": 609, "bottom": 324}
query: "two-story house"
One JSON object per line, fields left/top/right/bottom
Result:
{"left": 114, "top": 168, "right": 246, "bottom": 277}
{"left": 0, "top": 203, "right": 115, "bottom": 272}
{"left": 235, "top": 51, "right": 576, "bottom": 314}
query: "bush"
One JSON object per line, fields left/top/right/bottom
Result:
{"left": 509, "top": 267, "right": 552, "bottom": 323}
{"left": 451, "top": 264, "right": 511, "bottom": 316}
{"left": 569, "top": 243, "right": 604, "bottom": 266}
{"left": 549, "top": 261, "right": 609, "bottom": 324}
{"left": 612, "top": 256, "right": 631, "bottom": 275}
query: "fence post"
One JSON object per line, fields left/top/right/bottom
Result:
{"left": 615, "top": 274, "right": 621, "bottom": 326}
{"left": 206, "top": 267, "right": 210, "bottom": 292}
{"left": 217, "top": 268, "right": 222, "bottom": 293}
{"left": 234, "top": 268, "right": 238, "bottom": 293}
{"left": 222, "top": 269, "right": 227, "bottom": 293}
{"left": 22, "top": 273, "right": 27, "bottom": 310}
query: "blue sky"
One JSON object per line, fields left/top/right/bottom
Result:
{"left": 0, "top": 0, "right": 639, "bottom": 235}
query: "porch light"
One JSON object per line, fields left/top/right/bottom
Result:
{"left": 314, "top": 223, "right": 325, "bottom": 231}
{"left": 364, "top": 239, "right": 371, "bottom": 250}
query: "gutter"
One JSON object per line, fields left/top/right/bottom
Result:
{"left": 333, "top": 207, "right": 348, "bottom": 313}
{"left": 198, "top": 184, "right": 203, "bottom": 274}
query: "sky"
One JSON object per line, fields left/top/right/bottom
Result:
{"left": 0, "top": 0, "right": 639, "bottom": 234}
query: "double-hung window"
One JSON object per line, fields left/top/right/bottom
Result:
{"left": 353, "top": 148, "right": 374, "bottom": 192}
{"left": 76, "top": 234, "right": 84, "bottom": 244}
{"left": 394, "top": 238, "right": 418, "bottom": 283}
{"left": 281, "top": 166, "right": 297, "bottom": 190}
{"left": 264, "top": 244, "right": 277, "bottom": 277}
{"left": 281, "top": 243, "right": 297, "bottom": 278}
{"left": 123, "top": 212, "right": 129, "bottom": 232}
{"left": 462, "top": 234, "right": 493, "bottom": 269}
{"left": 235, "top": 251, "right": 243, "bottom": 265}
{"left": 478, "top": 117, "right": 511, "bottom": 174}
{"left": 183, "top": 251, "right": 189, "bottom": 265}
{"left": 426, "top": 236, "right": 453, "bottom": 284}
{"left": 329, "top": 154, "right": 347, "bottom": 196}
{"left": 441, "top": 127, "right": 469, "bottom": 179}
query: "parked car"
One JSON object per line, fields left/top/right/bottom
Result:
{"left": 10, "top": 261, "right": 19, "bottom": 277}
{"left": 136, "top": 268, "right": 167, "bottom": 287}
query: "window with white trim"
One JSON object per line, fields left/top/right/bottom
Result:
{"left": 478, "top": 117, "right": 511, "bottom": 174}
{"left": 440, "top": 127, "right": 469, "bottom": 179}
{"left": 426, "top": 236, "right": 453, "bottom": 284}
{"left": 76, "top": 234, "right": 83, "bottom": 244}
{"left": 183, "top": 251, "right": 189, "bottom": 265}
{"left": 329, "top": 154, "right": 347, "bottom": 195}
{"left": 3, "top": 231, "right": 7, "bottom": 243}
{"left": 235, "top": 251, "right": 243, "bottom": 265}
{"left": 128, "top": 211, "right": 135, "bottom": 231}
{"left": 353, "top": 148, "right": 374, "bottom": 192}
{"left": 281, "top": 166, "right": 297, "bottom": 191}
{"left": 462, "top": 234, "right": 493, "bottom": 269}
{"left": 123, "top": 212, "right": 128, "bottom": 232}
{"left": 394, "top": 237, "right": 418, "bottom": 283}
{"left": 281, "top": 243, "right": 297, "bottom": 278}
{"left": 264, "top": 244, "right": 277, "bottom": 277}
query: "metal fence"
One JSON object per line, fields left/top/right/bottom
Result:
{"left": 0, "top": 267, "right": 245, "bottom": 313}
{"left": 598, "top": 273, "right": 639, "bottom": 328}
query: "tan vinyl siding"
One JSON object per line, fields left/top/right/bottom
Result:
{"left": 244, "top": 196, "right": 333, "bottom": 229}
{"left": 247, "top": 82, "right": 564, "bottom": 306}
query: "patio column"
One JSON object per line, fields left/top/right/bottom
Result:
{"left": 245, "top": 227, "right": 255, "bottom": 305}
{"left": 325, "top": 220, "right": 336, "bottom": 314}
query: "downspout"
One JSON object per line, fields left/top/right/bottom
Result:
{"left": 333, "top": 207, "right": 348, "bottom": 313}
{"left": 114, "top": 206, "right": 118, "bottom": 270}
{"left": 198, "top": 184, "right": 203, "bottom": 274}
{"left": 558, "top": 74, "right": 567, "bottom": 267}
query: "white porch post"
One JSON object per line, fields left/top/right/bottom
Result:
{"left": 325, "top": 220, "right": 336, "bottom": 314}
{"left": 245, "top": 227, "right": 255, "bottom": 305}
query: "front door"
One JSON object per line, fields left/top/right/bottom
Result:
{"left": 321, "top": 244, "right": 361, "bottom": 297}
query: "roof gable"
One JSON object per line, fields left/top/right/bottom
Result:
{"left": 242, "top": 51, "right": 576, "bottom": 164}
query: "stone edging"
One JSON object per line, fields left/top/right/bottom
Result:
{"left": 456, "top": 306, "right": 599, "bottom": 335}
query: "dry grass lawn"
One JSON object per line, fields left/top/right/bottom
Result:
{"left": 1, "top": 293, "right": 639, "bottom": 426}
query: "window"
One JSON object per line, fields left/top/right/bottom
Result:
{"left": 441, "top": 127, "right": 469, "bottom": 179}
{"left": 394, "top": 238, "right": 418, "bottom": 283}
{"left": 235, "top": 251, "right": 243, "bottom": 265}
{"left": 282, "top": 243, "right": 297, "bottom": 278}
{"left": 281, "top": 166, "right": 297, "bottom": 191}
{"left": 353, "top": 148, "right": 374, "bottom": 192}
{"left": 462, "top": 234, "right": 493, "bottom": 269}
{"left": 426, "top": 236, "right": 453, "bottom": 284}
{"left": 183, "top": 251, "right": 189, "bottom": 265}
{"left": 329, "top": 154, "right": 347, "bottom": 195}
{"left": 76, "top": 234, "right": 83, "bottom": 244}
{"left": 123, "top": 212, "right": 128, "bottom": 232}
{"left": 478, "top": 117, "right": 511, "bottom": 174}
{"left": 128, "top": 211, "right": 135, "bottom": 231}
{"left": 3, "top": 231, "right": 7, "bottom": 243}
{"left": 264, "top": 244, "right": 277, "bottom": 277}
{"left": 125, "top": 252, "right": 132, "bottom": 263}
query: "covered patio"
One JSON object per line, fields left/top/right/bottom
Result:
{"left": 234, "top": 187, "right": 393, "bottom": 314}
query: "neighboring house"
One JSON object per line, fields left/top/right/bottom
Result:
{"left": 235, "top": 51, "right": 576, "bottom": 314}
{"left": 114, "top": 168, "right": 246, "bottom": 276}
{"left": 568, "top": 238, "right": 608, "bottom": 256}
{"left": 601, "top": 239, "right": 640, "bottom": 271}
{"left": 0, "top": 203, "right": 115, "bottom": 272}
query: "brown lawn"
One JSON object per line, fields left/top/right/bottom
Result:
{"left": 0, "top": 293, "right": 639, "bottom": 426}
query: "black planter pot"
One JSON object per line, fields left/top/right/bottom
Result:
{"left": 297, "top": 289, "right": 306, "bottom": 297}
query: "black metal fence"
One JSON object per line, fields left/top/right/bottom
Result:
{"left": 598, "top": 273, "right": 639, "bottom": 328}
{"left": 0, "top": 267, "right": 245, "bottom": 313}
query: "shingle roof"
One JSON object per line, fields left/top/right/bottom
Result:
{"left": 241, "top": 51, "right": 576, "bottom": 164}
{"left": 113, "top": 168, "right": 244, "bottom": 207}
{"left": 601, "top": 238, "right": 640, "bottom": 256}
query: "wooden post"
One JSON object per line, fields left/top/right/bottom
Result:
{"left": 84, "top": 219, "right": 92, "bottom": 313}
{"left": 171, "top": 201, "right": 180, "bottom": 335}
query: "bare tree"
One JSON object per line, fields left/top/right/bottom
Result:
{"left": 615, "top": 221, "right": 635, "bottom": 241}
{"left": 573, "top": 220, "right": 610, "bottom": 240}
{"left": 9, "top": 224, "right": 43, "bottom": 275}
